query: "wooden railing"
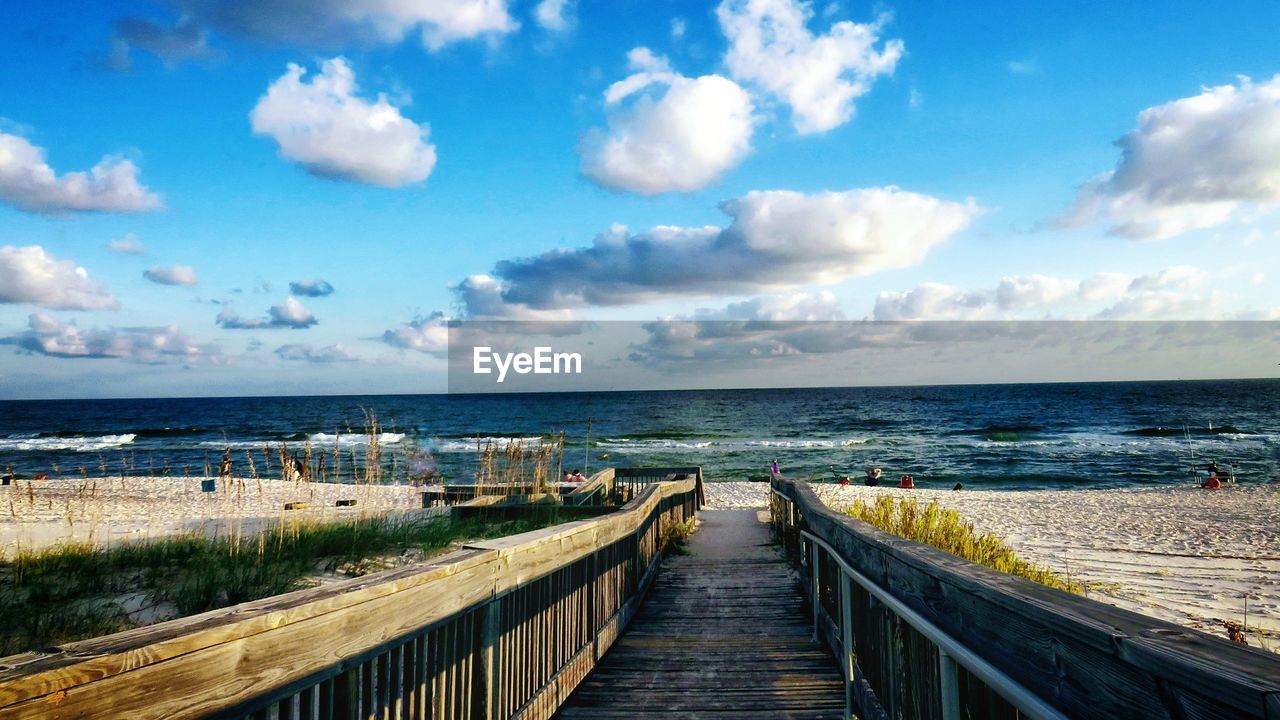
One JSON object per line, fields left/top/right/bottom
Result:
{"left": 771, "top": 478, "right": 1280, "bottom": 720}
{"left": 0, "top": 474, "right": 701, "bottom": 720}
{"left": 613, "top": 467, "right": 705, "bottom": 507}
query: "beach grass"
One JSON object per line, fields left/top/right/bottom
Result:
{"left": 0, "top": 511, "right": 565, "bottom": 656}
{"left": 844, "top": 496, "right": 1083, "bottom": 594}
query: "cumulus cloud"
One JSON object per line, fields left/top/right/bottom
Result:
{"left": 534, "top": 0, "right": 574, "bottom": 32}
{"left": 107, "top": 234, "right": 146, "bottom": 255}
{"left": 688, "top": 291, "right": 847, "bottom": 321}
{"left": 0, "top": 132, "right": 162, "bottom": 215}
{"left": 274, "top": 342, "right": 357, "bottom": 362}
{"left": 2, "top": 313, "right": 213, "bottom": 364}
{"left": 289, "top": 278, "right": 335, "bottom": 297}
{"left": 488, "top": 187, "right": 977, "bottom": 310}
{"left": 108, "top": 16, "right": 217, "bottom": 71}
{"left": 217, "top": 296, "right": 318, "bottom": 329}
{"left": 0, "top": 245, "right": 119, "bottom": 311}
{"left": 143, "top": 265, "right": 199, "bottom": 286}
{"left": 250, "top": 57, "right": 437, "bottom": 187}
{"left": 870, "top": 266, "right": 1242, "bottom": 321}
{"left": 118, "top": 0, "right": 516, "bottom": 57}
{"left": 1060, "top": 74, "right": 1280, "bottom": 239}
{"left": 453, "top": 274, "right": 573, "bottom": 320}
{"left": 382, "top": 311, "right": 449, "bottom": 356}
{"left": 717, "top": 0, "right": 902, "bottom": 134}
{"left": 580, "top": 48, "right": 755, "bottom": 194}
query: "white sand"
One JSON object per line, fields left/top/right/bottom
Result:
{"left": 1, "top": 476, "right": 439, "bottom": 557}
{"left": 705, "top": 481, "right": 1280, "bottom": 648}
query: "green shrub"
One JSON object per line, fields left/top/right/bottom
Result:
{"left": 844, "top": 496, "right": 1081, "bottom": 593}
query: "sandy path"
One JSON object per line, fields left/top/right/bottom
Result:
{"left": 705, "top": 481, "right": 1280, "bottom": 649}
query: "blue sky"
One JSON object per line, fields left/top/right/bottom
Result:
{"left": 2, "top": 1, "right": 1279, "bottom": 398}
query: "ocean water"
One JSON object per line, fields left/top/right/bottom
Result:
{"left": 1, "top": 379, "right": 1277, "bottom": 489}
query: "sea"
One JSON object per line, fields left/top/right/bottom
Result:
{"left": 1, "top": 379, "right": 1278, "bottom": 489}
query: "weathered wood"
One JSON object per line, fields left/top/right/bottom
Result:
{"left": 557, "top": 509, "right": 846, "bottom": 719}
{"left": 773, "top": 478, "right": 1280, "bottom": 720}
{"left": 0, "top": 472, "right": 701, "bottom": 720}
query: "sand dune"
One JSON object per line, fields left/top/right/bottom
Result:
{"left": 1, "top": 476, "right": 433, "bottom": 556}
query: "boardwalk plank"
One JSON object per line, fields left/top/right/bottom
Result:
{"left": 556, "top": 510, "right": 846, "bottom": 720}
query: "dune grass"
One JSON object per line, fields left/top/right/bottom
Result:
{"left": 844, "top": 496, "right": 1082, "bottom": 593}
{"left": 0, "top": 511, "right": 564, "bottom": 657}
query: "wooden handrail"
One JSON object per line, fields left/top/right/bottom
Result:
{"left": 771, "top": 478, "right": 1280, "bottom": 720}
{"left": 0, "top": 474, "right": 701, "bottom": 720}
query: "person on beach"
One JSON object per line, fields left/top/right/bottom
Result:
{"left": 563, "top": 470, "right": 574, "bottom": 483}
{"left": 1200, "top": 474, "right": 1222, "bottom": 489}
{"left": 570, "top": 469, "right": 586, "bottom": 483}
{"left": 771, "top": 459, "right": 780, "bottom": 477}
{"left": 218, "top": 451, "right": 232, "bottom": 479}
{"left": 899, "top": 474, "right": 915, "bottom": 489}
{"left": 864, "top": 468, "right": 882, "bottom": 487}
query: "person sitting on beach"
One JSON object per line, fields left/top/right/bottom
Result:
{"left": 864, "top": 468, "right": 882, "bottom": 487}
{"left": 899, "top": 474, "right": 915, "bottom": 489}
{"left": 1200, "top": 474, "right": 1222, "bottom": 489}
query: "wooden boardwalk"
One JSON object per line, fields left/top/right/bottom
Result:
{"left": 557, "top": 509, "right": 846, "bottom": 719}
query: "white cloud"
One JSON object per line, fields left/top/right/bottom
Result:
{"left": 382, "top": 311, "right": 449, "bottom": 356}
{"left": 250, "top": 57, "right": 437, "bottom": 187}
{"left": 873, "top": 282, "right": 992, "bottom": 320}
{"left": 275, "top": 342, "right": 357, "bottom": 363}
{"left": 871, "top": 266, "right": 1247, "bottom": 321}
{"left": 454, "top": 274, "right": 573, "bottom": 320}
{"left": 0, "top": 132, "right": 162, "bottom": 215}
{"left": 691, "top": 291, "right": 847, "bottom": 321}
{"left": 107, "top": 233, "right": 146, "bottom": 255}
{"left": 2, "top": 313, "right": 212, "bottom": 364}
{"left": 1060, "top": 74, "right": 1280, "bottom": 239}
{"left": 717, "top": 0, "right": 902, "bottom": 134}
{"left": 534, "top": 0, "right": 574, "bottom": 32}
{"left": 491, "top": 187, "right": 977, "bottom": 309}
{"left": 0, "top": 245, "right": 119, "bottom": 311}
{"left": 217, "top": 296, "right": 318, "bottom": 329}
{"left": 580, "top": 48, "right": 755, "bottom": 194}
{"left": 143, "top": 265, "right": 199, "bottom": 286}
{"left": 144, "top": 0, "right": 516, "bottom": 53}
{"left": 670, "top": 17, "right": 687, "bottom": 40}
{"left": 289, "top": 278, "right": 335, "bottom": 297}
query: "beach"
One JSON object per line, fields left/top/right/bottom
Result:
{"left": 4, "top": 474, "right": 1278, "bottom": 650}
{"left": 1, "top": 475, "right": 434, "bottom": 557}
{"left": 705, "top": 481, "right": 1280, "bottom": 648}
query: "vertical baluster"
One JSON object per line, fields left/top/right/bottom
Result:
{"left": 840, "top": 572, "right": 855, "bottom": 720}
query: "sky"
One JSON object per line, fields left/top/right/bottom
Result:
{"left": 2, "top": 1, "right": 1280, "bottom": 399}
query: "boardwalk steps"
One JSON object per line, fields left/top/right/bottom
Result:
{"left": 557, "top": 509, "right": 846, "bottom": 719}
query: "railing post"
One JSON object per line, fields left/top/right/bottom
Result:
{"left": 478, "top": 598, "right": 501, "bottom": 720}
{"left": 939, "top": 648, "right": 961, "bottom": 720}
{"left": 840, "top": 571, "right": 855, "bottom": 720}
